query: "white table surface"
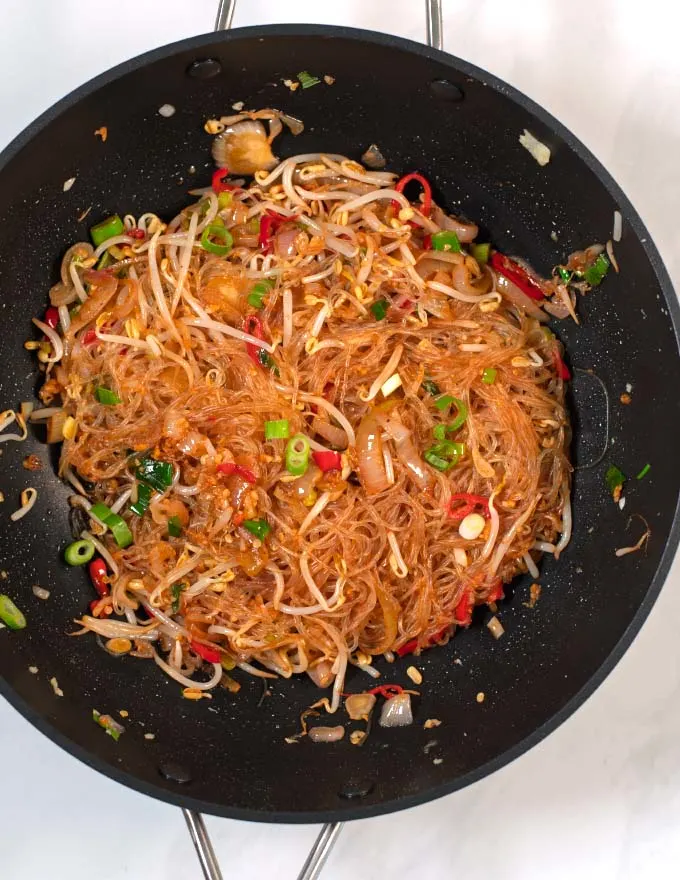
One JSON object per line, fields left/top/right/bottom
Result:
{"left": 2, "top": 1, "right": 680, "bottom": 877}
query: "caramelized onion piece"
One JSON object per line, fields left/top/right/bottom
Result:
{"left": 212, "top": 121, "right": 277, "bottom": 175}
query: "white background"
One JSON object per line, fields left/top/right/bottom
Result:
{"left": 2, "top": 1, "right": 680, "bottom": 878}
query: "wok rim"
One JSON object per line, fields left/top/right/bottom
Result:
{"left": 1, "top": 22, "right": 679, "bottom": 824}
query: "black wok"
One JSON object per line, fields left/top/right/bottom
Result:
{"left": 1, "top": 21, "right": 679, "bottom": 828}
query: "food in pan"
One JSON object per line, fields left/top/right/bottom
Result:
{"left": 6, "top": 108, "right": 612, "bottom": 718}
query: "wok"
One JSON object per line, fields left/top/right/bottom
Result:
{"left": 1, "top": 0, "right": 680, "bottom": 876}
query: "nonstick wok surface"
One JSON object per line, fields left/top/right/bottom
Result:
{"left": 0, "top": 26, "right": 679, "bottom": 823}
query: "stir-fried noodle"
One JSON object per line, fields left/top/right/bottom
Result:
{"left": 31, "top": 117, "right": 573, "bottom": 706}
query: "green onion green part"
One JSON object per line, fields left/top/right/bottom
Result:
{"left": 94, "top": 386, "right": 121, "bottom": 406}
{"left": 257, "top": 348, "right": 280, "bottom": 376}
{"left": 135, "top": 457, "right": 174, "bottom": 493}
{"left": 64, "top": 539, "right": 96, "bottom": 566}
{"left": 605, "top": 464, "right": 626, "bottom": 493}
{"left": 286, "top": 434, "right": 310, "bottom": 476}
{"left": 297, "top": 71, "right": 321, "bottom": 89}
{"left": 370, "top": 299, "right": 389, "bottom": 320}
{"left": 167, "top": 516, "right": 182, "bottom": 538}
{"left": 434, "top": 394, "right": 454, "bottom": 411}
{"left": 421, "top": 378, "right": 441, "bottom": 396}
{"left": 584, "top": 253, "right": 610, "bottom": 287}
{"left": 482, "top": 367, "right": 497, "bottom": 385}
{"left": 200, "top": 224, "right": 233, "bottom": 256}
{"left": 556, "top": 266, "right": 572, "bottom": 283}
{"left": 0, "top": 594, "right": 27, "bottom": 630}
{"left": 90, "top": 214, "right": 124, "bottom": 247}
{"left": 471, "top": 243, "right": 490, "bottom": 265}
{"left": 433, "top": 424, "right": 447, "bottom": 441}
{"left": 247, "top": 279, "right": 275, "bottom": 308}
{"left": 636, "top": 463, "right": 651, "bottom": 480}
{"left": 243, "top": 518, "right": 271, "bottom": 541}
{"left": 431, "top": 231, "right": 461, "bottom": 253}
{"left": 217, "top": 191, "right": 233, "bottom": 209}
{"left": 130, "top": 482, "right": 152, "bottom": 517}
{"left": 171, "top": 582, "right": 185, "bottom": 613}
{"left": 264, "top": 419, "right": 290, "bottom": 440}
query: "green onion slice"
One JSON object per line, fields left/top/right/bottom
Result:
{"left": 286, "top": 434, "right": 310, "bottom": 476}
{"left": 0, "top": 594, "right": 26, "bottom": 630}
{"left": 243, "top": 518, "right": 271, "bottom": 541}
{"left": 90, "top": 214, "right": 124, "bottom": 247}
{"left": 94, "top": 386, "right": 121, "bottom": 405}
{"left": 64, "top": 539, "right": 95, "bottom": 566}
{"left": 264, "top": 419, "right": 290, "bottom": 440}
{"left": 370, "top": 299, "right": 389, "bottom": 320}
{"left": 431, "top": 231, "right": 461, "bottom": 253}
{"left": 135, "top": 457, "right": 174, "bottom": 493}
{"left": 201, "top": 224, "right": 233, "bottom": 256}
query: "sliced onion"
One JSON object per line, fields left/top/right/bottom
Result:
{"left": 378, "top": 415, "right": 432, "bottom": 489}
{"left": 345, "top": 692, "right": 376, "bottom": 720}
{"left": 495, "top": 273, "right": 548, "bottom": 321}
{"left": 356, "top": 411, "right": 388, "bottom": 495}
{"left": 309, "top": 725, "right": 345, "bottom": 743}
{"left": 307, "top": 661, "right": 334, "bottom": 688}
{"left": 379, "top": 692, "right": 413, "bottom": 727}
{"left": 46, "top": 411, "right": 68, "bottom": 443}
{"left": 311, "top": 417, "right": 347, "bottom": 448}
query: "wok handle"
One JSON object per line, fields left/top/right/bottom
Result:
{"left": 178, "top": 4, "right": 444, "bottom": 880}
{"left": 183, "top": 809, "right": 224, "bottom": 880}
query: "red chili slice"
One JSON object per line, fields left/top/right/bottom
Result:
{"left": 44, "top": 307, "right": 60, "bottom": 329}
{"left": 454, "top": 591, "right": 473, "bottom": 626}
{"left": 447, "top": 494, "right": 490, "bottom": 521}
{"left": 393, "top": 173, "right": 432, "bottom": 217}
{"left": 212, "top": 167, "right": 236, "bottom": 193}
{"left": 490, "top": 252, "right": 545, "bottom": 301}
{"left": 82, "top": 329, "right": 98, "bottom": 346}
{"left": 243, "top": 315, "right": 266, "bottom": 367}
{"left": 312, "top": 450, "right": 342, "bottom": 473}
{"left": 217, "top": 462, "right": 256, "bottom": 484}
{"left": 553, "top": 349, "right": 571, "bottom": 380}
{"left": 396, "top": 638, "right": 419, "bottom": 657}
{"left": 127, "top": 227, "right": 146, "bottom": 240}
{"left": 258, "top": 209, "right": 297, "bottom": 254}
{"left": 191, "top": 640, "right": 221, "bottom": 663}
{"left": 368, "top": 684, "right": 404, "bottom": 698}
{"left": 89, "top": 558, "right": 109, "bottom": 598}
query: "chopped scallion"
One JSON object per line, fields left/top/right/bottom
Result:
{"left": 605, "top": 465, "right": 626, "bottom": 493}
{"left": 90, "top": 214, "right": 124, "bottom": 247}
{"left": 94, "top": 386, "right": 121, "bottom": 405}
{"left": 471, "top": 243, "right": 490, "bottom": 265}
{"left": 243, "top": 518, "right": 271, "bottom": 541}
{"left": 482, "top": 367, "right": 497, "bottom": 385}
{"left": 297, "top": 71, "right": 321, "bottom": 89}
{"left": 264, "top": 419, "right": 290, "bottom": 440}
{"left": 0, "top": 594, "right": 26, "bottom": 630}
{"left": 636, "top": 463, "right": 651, "bottom": 481}
{"left": 370, "top": 299, "right": 389, "bottom": 320}
{"left": 431, "top": 231, "right": 461, "bottom": 253}
{"left": 167, "top": 516, "right": 182, "bottom": 538}
{"left": 584, "top": 253, "right": 610, "bottom": 287}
